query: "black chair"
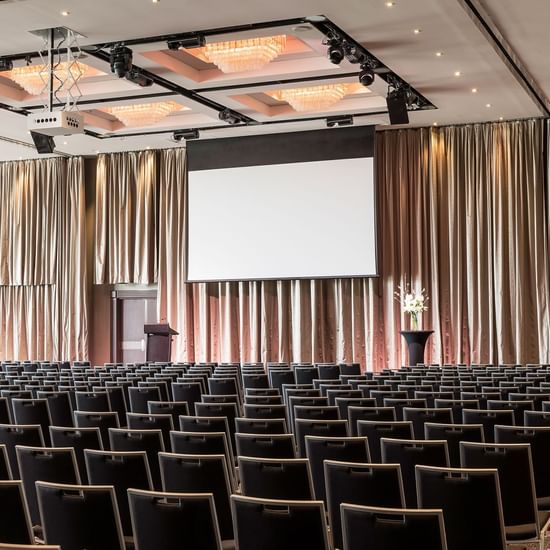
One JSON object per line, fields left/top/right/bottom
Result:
{"left": 326, "top": 390, "right": 363, "bottom": 407}
{"left": 403, "top": 407, "right": 453, "bottom": 439}
{"left": 108, "top": 428, "right": 164, "bottom": 490}
{"left": 416, "top": 465, "right": 506, "bottom": 550}
{"left": 294, "top": 419, "right": 348, "bottom": 458}
{"left": 127, "top": 412, "right": 174, "bottom": 449}
{"left": 462, "top": 409, "right": 515, "bottom": 442}
{"left": 159, "top": 452, "right": 234, "bottom": 542}
{"left": 460, "top": 441, "right": 540, "bottom": 543}
{"left": 101, "top": 387, "right": 127, "bottom": 427}
{"left": 75, "top": 391, "right": 111, "bottom": 414}
{"left": 16, "top": 446, "right": 80, "bottom": 526}
{"left": 36, "top": 391, "right": 73, "bottom": 428}
{"left": 36, "top": 482, "right": 124, "bottom": 550}
{"left": 295, "top": 367, "right": 319, "bottom": 386}
{"left": 236, "top": 433, "right": 296, "bottom": 459}
{"left": 238, "top": 456, "right": 314, "bottom": 500}
{"left": 195, "top": 402, "right": 238, "bottom": 455}
{"left": 0, "top": 424, "right": 44, "bottom": 479}
{"left": 231, "top": 495, "right": 329, "bottom": 550}
{"left": 0, "top": 480, "right": 33, "bottom": 545}
{"left": 348, "top": 406, "right": 396, "bottom": 436}
{"left": 357, "top": 420, "right": 413, "bottom": 463}
{"left": 334, "top": 398, "right": 376, "bottom": 421}
{"left": 243, "top": 374, "right": 270, "bottom": 390}
{"left": 434, "top": 398, "right": 479, "bottom": 423}
{"left": 243, "top": 404, "right": 287, "bottom": 420}
{"left": 172, "top": 382, "right": 202, "bottom": 415}
{"left": 85, "top": 449, "right": 153, "bottom": 538}
{"left": 0, "top": 444, "right": 12, "bottom": 480}
{"left": 424, "top": 422, "right": 484, "bottom": 467}
{"left": 49, "top": 426, "right": 103, "bottom": 483}
{"left": 128, "top": 488, "right": 223, "bottom": 550}
{"left": 305, "top": 436, "right": 370, "bottom": 505}
{"left": 381, "top": 438, "right": 449, "bottom": 507}
{"left": 208, "top": 377, "right": 241, "bottom": 400}
{"left": 325, "top": 461, "right": 405, "bottom": 550}
{"left": 179, "top": 414, "right": 232, "bottom": 452}
{"left": 74, "top": 410, "right": 120, "bottom": 450}
{"left": 128, "top": 386, "right": 161, "bottom": 414}
{"left": 487, "top": 399, "right": 534, "bottom": 425}
{"left": 12, "top": 399, "right": 52, "bottom": 445}
{"left": 318, "top": 365, "right": 341, "bottom": 380}
{"left": 340, "top": 504, "right": 447, "bottom": 550}
{"left": 383, "top": 398, "right": 428, "bottom": 421}
{"left": 244, "top": 395, "right": 283, "bottom": 405}
{"left": 495, "top": 425, "right": 550, "bottom": 509}
{"left": 235, "top": 417, "right": 288, "bottom": 435}
{"left": 245, "top": 388, "right": 280, "bottom": 397}
{"left": 0, "top": 397, "right": 12, "bottom": 424}
{"left": 524, "top": 410, "right": 550, "bottom": 427}
{"left": 269, "top": 370, "right": 296, "bottom": 393}
{"left": 147, "top": 400, "right": 189, "bottom": 426}
{"left": 294, "top": 405, "right": 340, "bottom": 422}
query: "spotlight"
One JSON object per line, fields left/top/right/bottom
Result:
{"left": 344, "top": 44, "right": 366, "bottom": 65}
{"left": 125, "top": 68, "right": 153, "bottom": 87}
{"left": 0, "top": 57, "right": 13, "bottom": 72}
{"left": 173, "top": 129, "right": 200, "bottom": 141}
{"left": 326, "top": 115, "right": 354, "bottom": 128}
{"left": 218, "top": 108, "right": 243, "bottom": 125}
{"left": 326, "top": 39, "right": 344, "bottom": 65}
{"left": 167, "top": 35, "right": 206, "bottom": 50}
{"left": 358, "top": 64, "right": 375, "bottom": 87}
{"left": 110, "top": 44, "right": 133, "bottom": 78}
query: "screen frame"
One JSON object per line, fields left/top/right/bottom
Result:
{"left": 185, "top": 126, "right": 379, "bottom": 283}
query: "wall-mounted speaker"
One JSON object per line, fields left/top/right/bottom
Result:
{"left": 386, "top": 90, "right": 409, "bottom": 125}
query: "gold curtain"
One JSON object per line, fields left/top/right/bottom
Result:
{"left": 0, "top": 157, "right": 88, "bottom": 361}
{"left": 94, "top": 151, "right": 157, "bottom": 284}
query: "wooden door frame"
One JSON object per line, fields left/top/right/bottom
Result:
{"left": 110, "top": 288, "right": 158, "bottom": 363}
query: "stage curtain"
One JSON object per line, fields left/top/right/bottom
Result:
{"left": 0, "top": 157, "right": 88, "bottom": 361}
{"left": 94, "top": 150, "right": 157, "bottom": 284}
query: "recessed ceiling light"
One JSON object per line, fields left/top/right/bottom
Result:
{"left": 486, "top": 103, "right": 491, "bottom": 108}
{"left": 433, "top": 122, "right": 438, "bottom": 126}
{"left": 386, "top": 2, "right": 395, "bottom": 6}
{"left": 435, "top": 51, "right": 443, "bottom": 57}
{"left": 413, "top": 29, "right": 421, "bottom": 34}
{"left": 152, "top": 0, "right": 160, "bottom": 3}
{"left": 454, "top": 71, "right": 461, "bottom": 77}
{"left": 95, "top": 150, "right": 100, "bottom": 154}
{"left": 499, "top": 116, "right": 504, "bottom": 121}
{"left": 63, "top": 141, "right": 68, "bottom": 145}
{"left": 146, "top": 146, "right": 151, "bottom": 149}
{"left": 471, "top": 88, "right": 478, "bottom": 93}
{"left": 61, "top": 10, "right": 70, "bottom": 16}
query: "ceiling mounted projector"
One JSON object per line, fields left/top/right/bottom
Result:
{"left": 27, "top": 110, "right": 84, "bottom": 136}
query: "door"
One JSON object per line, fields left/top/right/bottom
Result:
{"left": 111, "top": 289, "right": 157, "bottom": 363}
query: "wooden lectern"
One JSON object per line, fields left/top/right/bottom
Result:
{"left": 144, "top": 324, "right": 179, "bottom": 362}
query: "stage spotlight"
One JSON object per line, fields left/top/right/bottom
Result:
{"left": 167, "top": 35, "right": 205, "bottom": 50}
{"left": 0, "top": 57, "right": 13, "bottom": 72}
{"left": 125, "top": 68, "right": 153, "bottom": 87}
{"left": 344, "top": 44, "right": 366, "bottom": 65}
{"left": 173, "top": 129, "right": 200, "bottom": 141}
{"left": 326, "top": 115, "right": 354, "bottom": 128}
{"left": 110, "top": 44, "right": 133, "bottom": 78}
{"left": 326, "top": 39, "right": 344, "bottom": 64}
{"left": 358, "top": 65, "right": 375, "bottom": 87}
{"left": 218, "top": 108, "right": 242, "bottom": 125}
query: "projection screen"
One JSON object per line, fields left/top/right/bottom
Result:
{"left": 186, "top": 127, "right": 377, "bottom": 282}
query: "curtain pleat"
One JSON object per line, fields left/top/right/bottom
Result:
{"left": 94, "top": 151, "right": 157, "bottom": 284}
{"left": 0, "top": 157, "right": 87, "bottom": 361}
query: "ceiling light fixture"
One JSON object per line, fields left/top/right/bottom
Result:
{"left": 202, "top": 35, "right": 286, "bottom": 73}
{"left": 327, "top": 38, "right": 345, "bottom": 65}
{"left": 173, "top": 129, "right": 200, "bottom": 141}
{"left": 0, "top": 57, "right": 13, "bottom": 72}
{"left": 218, "top": 108, "right": 245, "bottom": 125}
{"left": 267, "top": 83, "right": 360, "bottom": 112}
{"left": 358, "top": 64, "right": 375, "bottom": 87}
{"left": 105, "top": 101, "right": 183, "bottom": 127}
{"left": 454, "top": 71, "right": 461, "bottom": 77}
{"left": 7, "top": 61, "right": 95, "bottom": 95}
{"left": 499, "top": 116, "right": 504, "bottom": 121}
{"left": 435, "top": 51, "right": 443, "bottom": 57}
{"left": 413, "top": 29, "right": 421, "bottom": 34}
{"left": 110, "top": 44, "right": 133, "bottom": 78}
{"left": 386, "top": 2, "right": 395, "bottom": 6}
{"left": 326, "top": 115, "right": 353, "bottom": 127}
{"left": 471, "top": 88, "right": 478, "bottom": 93}
{"left": 486, "top": 103, "right": 491, "bottom": 108}
{"left": 433, "top": 122, "right": 438, "bottom": 126}
{"left": 61, "top": 10, "right": 70, "bottom": 16}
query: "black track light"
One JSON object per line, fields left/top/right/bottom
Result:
{"left": 326, "top": 115, "right": 354, "bottom": 128}
{"left": 218, "top": 108, "right": 243, "bottom": 125}
{"left": 0, "top": 57, "right": 13, "bottom": 72}
{"left": 167, "top": 35, "right": 206, "bottom": 50}
{"left": 358, "top": 64, "right": 375, "bottom": 87}
{"left": 110, "top": 44, "right": 133, "bottom": 78}
{"left": 173, "top": 129, "right": 200, "bottom": 141}
{"left": 326, "top": 39, "right": 344, "bottom": 65}
{"left": 125, "top": 68, "right": 153, "bottom": 87}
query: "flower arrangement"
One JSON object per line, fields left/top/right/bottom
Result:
{"left": 395, "top": 284, "right": 429, "bottom": 330}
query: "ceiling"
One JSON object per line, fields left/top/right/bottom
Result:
{"left": 0, "top": 0, "right": 546, "bottom": 160}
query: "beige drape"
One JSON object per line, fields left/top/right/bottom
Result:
{"left": 109, "top": 119, "right": 550, "bottom": 369}
{"left": 95, "top": 151, "right": 157, "bottom": 284}
{"left": 0, "top": 157, "right": 88, "bottom": 361}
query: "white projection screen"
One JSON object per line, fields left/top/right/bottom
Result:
{"left": 186, "top": 126, "right": 377, "bottom": 282}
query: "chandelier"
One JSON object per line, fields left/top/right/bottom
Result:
{"left": 7, "top": 61, "right": 95, "bottom": 96}
{"left": 104, "top": 101, "right": 184, "bottom": 127}
{"left": 202, "top": 35, "right": 287, "bottom": 73}
{"left": 267, "top": 83, "right": 361, "bottom": 112}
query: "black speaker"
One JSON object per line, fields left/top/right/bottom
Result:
{"left": 30, "top": 131, "right": 55, "bottom": 154}
{"left": 386, "top": 90, "right": 409, "bottom": 125}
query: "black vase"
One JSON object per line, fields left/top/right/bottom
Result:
{"left": 400, "top": 330, "right": 434, "bottom": 367}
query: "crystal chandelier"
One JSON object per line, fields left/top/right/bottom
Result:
{"left": 104, "top": 101, "right": 184, "bottom": 127}
{"left": 7, "top": 61, "right": 93, "bottom": 96}
{"left": 202, "top": 35, "right": 287, "bottom": 73}
{"left": 267, "top": 83, "right": 360, "bottom": 112}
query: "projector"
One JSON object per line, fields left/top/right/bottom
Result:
{"left": 27, "top": 110, "right": 84, "bottom": 136}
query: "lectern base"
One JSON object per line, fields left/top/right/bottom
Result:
{"left": 400, "top": 330, "right": 434, "bottom": 367}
